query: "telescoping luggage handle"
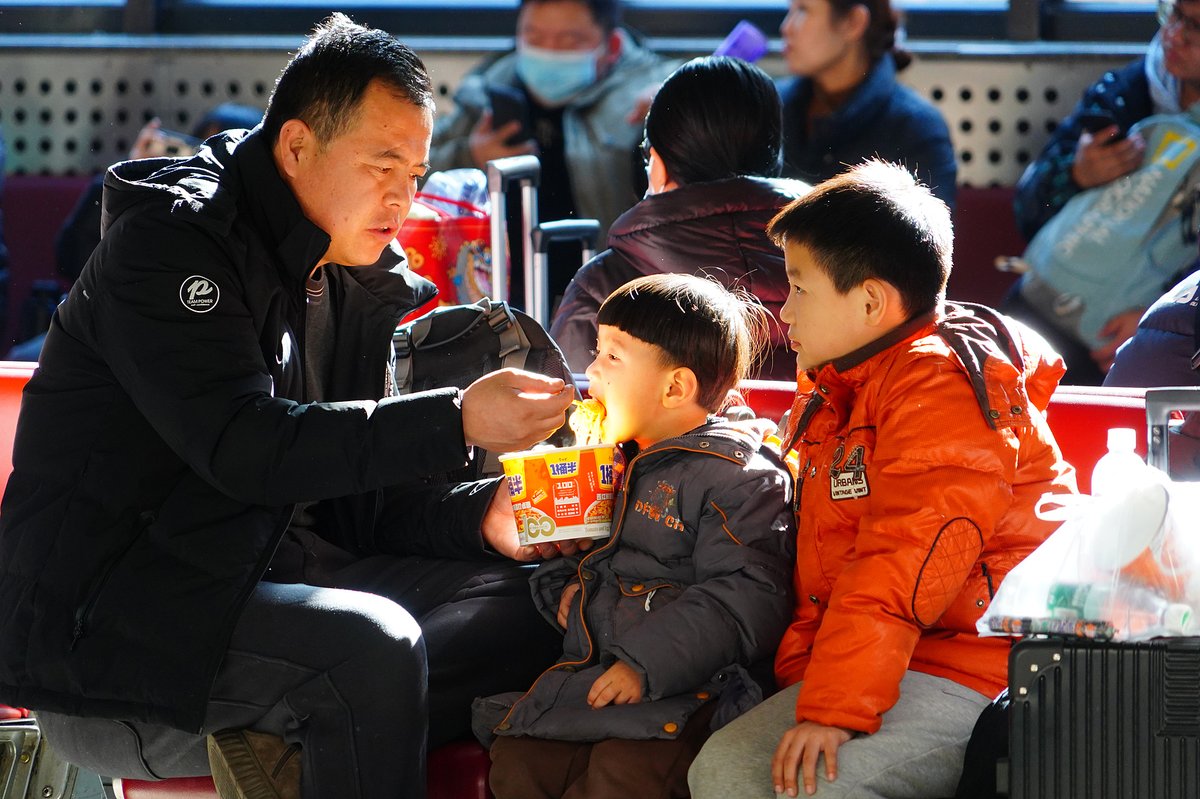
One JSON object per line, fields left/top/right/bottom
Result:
{"left": 1145, "top": 386, "right": 1200, "bottom": 472}
{"left": 530, "top": 219, "right": 602, "bottom": 325}
{"left": 487, "top": 155, "right": 540, "bottom": 312}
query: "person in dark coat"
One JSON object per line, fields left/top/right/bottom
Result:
{"left": 1105, "top": 268, "right": 1200, "bottom": 478}
{"left": 479, "top": 274, "right": 795, "bottom": 799}
{"left": 775, "top": 0, "right": 956, "bottom": 210}
{"left": 549, "top": 56, "right": 809, "bottom": 381}
{"left": 0, "top": 14, "right": 577, "bottom": 799}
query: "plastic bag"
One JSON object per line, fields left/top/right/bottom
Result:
{"left": 396, "top": 169, "right": 497, "bottom": 321}
{"left": 979, "top": 472, "right": 1200, "bottom": 641}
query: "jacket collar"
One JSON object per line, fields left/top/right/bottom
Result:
{"left": 784, "top": 53, "right": 897, "bottom": 142}
{"left": 802, "top": 302, "right": 1043, "bottom": 434}
{"left": 233, "top": 128, "right": 332, "bottom": 286}
{"left": 608, "top": 176, "right": 809, "bottom": 240}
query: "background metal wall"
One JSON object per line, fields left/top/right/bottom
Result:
{"left": 0, "top": 42, "right": 1133, "bottom": 186}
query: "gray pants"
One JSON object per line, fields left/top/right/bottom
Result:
{"left": 688, "top": 671, "right": 988, "bottom": 799}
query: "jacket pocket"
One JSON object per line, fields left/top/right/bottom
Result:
{"left": 70, "top": 510, "right": 155, "bottom": 651}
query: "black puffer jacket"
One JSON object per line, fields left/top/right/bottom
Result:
{"left": 474, "top": 421, "right": 795, "bottom": 743}
{"left": 0, "top": 129, "right": 488, "bottom": 732}
{"left": 549, "top": 177, "right": 809, "bottom": 381}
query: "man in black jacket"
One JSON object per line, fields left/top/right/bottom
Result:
{"left": 0, "top": 14, "right": 574, "bottom": 799}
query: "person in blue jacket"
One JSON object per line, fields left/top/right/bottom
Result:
{"left": 775, "top": 0, "right": 956, "bottom": 210}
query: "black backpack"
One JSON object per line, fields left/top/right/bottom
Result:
{"left": 392, "top": 298, "right": 576, "bottom": 480}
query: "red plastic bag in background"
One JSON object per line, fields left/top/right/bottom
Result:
{"left": 396, "top": 193, "right": 495, "bottom": 323}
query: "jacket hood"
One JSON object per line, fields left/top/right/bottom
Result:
{"left": 797, "top": 302, "right": 1065, "bottom": 440}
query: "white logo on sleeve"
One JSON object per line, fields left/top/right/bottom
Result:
{"left": 180, "top": 276, "right": 220, "bottom": 313}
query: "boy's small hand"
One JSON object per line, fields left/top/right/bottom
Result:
{"left": 587, "top": 661, "right": 643, "bottom": 708}
{"left": 772, "top": 721, "right": 852, "bottom": 797}
{"left": 557, "top": 581, "right": 582, "bottom": 628}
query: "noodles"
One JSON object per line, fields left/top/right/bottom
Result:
{"left": 569, "top": 398, "right": 607, "bottom": 446}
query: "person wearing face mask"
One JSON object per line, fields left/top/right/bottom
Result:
{"left": 549, "top": 56, "right": 809, "bottom": 382}
{"left": 776, "top": 0, "right": 956, "bottom": 210}
{"left": 429, "top": 0, "right": 676, "bottom": 306}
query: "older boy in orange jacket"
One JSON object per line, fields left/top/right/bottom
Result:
{"left": 688, "top": 160, "right": 1077, "bottom": 799}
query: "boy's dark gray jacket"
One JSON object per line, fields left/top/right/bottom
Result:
{"left": 474, "top": 421, "right": 796, "bottom": 743}
{"left": 0, "top": 128, "right": 492, "bottom": 732}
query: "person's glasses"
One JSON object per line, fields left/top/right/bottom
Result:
{"left": 640, "top": 136, "right": 651, "bottom": 165}
{"left": 1159, "top": 0, "right": 1200, "bottom": 45}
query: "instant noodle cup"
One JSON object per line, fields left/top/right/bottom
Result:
{"left": 499, "top": 443, "right": 615, "bottom": 546}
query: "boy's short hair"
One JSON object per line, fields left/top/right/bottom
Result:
{"left": 597, "top": 273, "right": 767, "bottom": 413}
{"left": 519, "top": 0, "right": 621, "bottom": 32}
{"left": 767, "top": 160, "right": 952, "bottom": 318}
{"left": 263, "top": 13, "right": 434, "bottom": 147}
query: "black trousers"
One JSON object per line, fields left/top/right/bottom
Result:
{"left": 40, "top": 551, "right": 561, "bottom": 799}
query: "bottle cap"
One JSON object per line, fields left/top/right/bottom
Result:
{"left": 713, "top": 20, "right": 769, "bottom": 62}
{"left": 1164, "top": 602, "right": 1194, "bottom": 635}
{"left": 1107, "top": 427, "right": 1136, "bottom": 452}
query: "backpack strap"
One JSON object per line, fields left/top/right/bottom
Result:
{"left": 393, "top": 324, "right": 415, "bottom": 393}
{"left": 484, "top": 300, "right": 532, "bottom": 373}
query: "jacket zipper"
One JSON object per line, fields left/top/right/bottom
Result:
{"left": 71, "top": 511, "right": 155, "bottom": 651}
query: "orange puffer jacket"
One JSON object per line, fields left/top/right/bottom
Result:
{"left": 774, "top": 303, "right": 1077, "bottom": 734}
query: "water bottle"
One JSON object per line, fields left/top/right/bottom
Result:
{"left": 1048, "top": 582, "right": 1194, "bottom": 638}
{"left": 713, "top": 21, "right": 768, "bottom": 63}
{"left": 1090, "top": 427, "right": 1148, "bottom": 496}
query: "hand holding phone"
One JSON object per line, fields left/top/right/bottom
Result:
{"left": 485, "top": 85, "right": 534, "bottom": 146}
{"left": 1078, "top": 108, "right": 1125, "bottom": 142}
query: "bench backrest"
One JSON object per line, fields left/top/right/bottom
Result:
{"left": 0, "top": 369, "right": 1149, "bottom": 499}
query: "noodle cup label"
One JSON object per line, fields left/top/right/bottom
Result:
{"left": 499, "top": 444, "right": 615, "bottom": 546}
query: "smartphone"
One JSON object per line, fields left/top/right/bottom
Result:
{"left": 1078, "top": 109, "right": 1125, "bottom": 141}
{"left": 485, "top": 85, "right": 533, "bottom": 146}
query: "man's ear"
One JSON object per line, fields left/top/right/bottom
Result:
{"left": 274, "top": 119, "right": 313, "bottom": 179}
{"left": 663, "top": 366, "right": 700, "bottom": 409}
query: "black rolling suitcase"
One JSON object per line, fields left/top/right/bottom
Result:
{"left": 1007, "top": 636, "right": 1200, "bottom": 799}
{"left": 1005, "top": 387, "right": 1200, "bottom": 799}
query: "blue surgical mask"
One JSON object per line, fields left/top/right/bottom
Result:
{"left": 516, "top": 43, "right": 604, "bottom": 107}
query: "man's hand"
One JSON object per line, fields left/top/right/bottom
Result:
{"left": 468, "top": 111, "right": 536, "bottom": 169}
{"left": 772, "top": 721, "right": 853, "bottom": 797}
{"left": 462, "top": 368, "right": 573, "bottom": 453}
{"left": 587, "top": 660, "right": 643, "bottom": 708}
{"left": 481, "top": 483, "right": 595, "bottom": 561}
{"left": 557, "top": 581, "right": 582, "bottom": 628}
{"left": 1089, "top": 307, "right": 1145, "bottom": 373}
{"left": 1070, "top": 127, "right": 1144, "bottom": 189}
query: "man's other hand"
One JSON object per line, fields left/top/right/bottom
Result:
{"left": 482, "top": 481, "right": 595, "bottom": 561}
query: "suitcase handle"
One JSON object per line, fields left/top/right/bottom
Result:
{"left": 1145, "top": 387, "right": 1200, "bottom": 472}
{"left": 527, "top": 219, "right": 602, "bottom": 327}
{"left": 486, "top": 156, "right": 542, "bottom": 308}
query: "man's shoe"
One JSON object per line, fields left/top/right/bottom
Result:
{"left": 207, "top": 729, "right": 301, "bottom": 799}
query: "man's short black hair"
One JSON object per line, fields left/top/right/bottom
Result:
{"left": 263, "top": 13, "right": 433, "bottom": 147}
{"left": 767, "top": 160, "right": 952, "bottom": 318}
{"left": 519, "top": 0, "right": 621, "bottom": 33}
